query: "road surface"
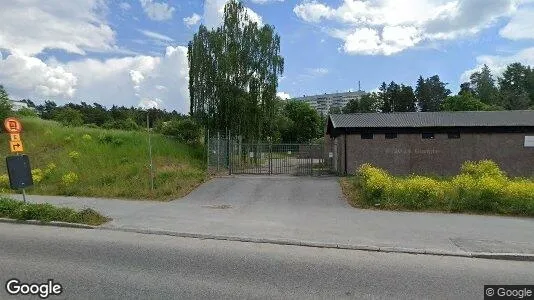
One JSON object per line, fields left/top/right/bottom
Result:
{"left": 11, "top": 176, "right": 534, "bottom": 254}
{"left": 1, "top": 224, "right": 532, "bottom": 299}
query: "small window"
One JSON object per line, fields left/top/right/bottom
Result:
{"left": 448, "top": 132, "right": 460, "bottom": 139}
{"left": 361, "top": 133, "right": 373, "bottom": 139}
{"left": 422, "top": 133, "right": 435, "bottom": 139}
{"left": 385, "top": 133, "right": 397, "bottom": 139}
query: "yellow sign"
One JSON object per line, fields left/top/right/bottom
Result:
{"left": 9, "top": 140, "right": 24, "bottom": 153}
{"left": 10, "top": 133, "right": 21, "bottom": 142}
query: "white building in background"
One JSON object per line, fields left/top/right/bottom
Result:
{"left": 9, "top": 100, "right": 29, "bottom": 111}
{"left": 291, "top": 90, "right": 366, "bottom": 115}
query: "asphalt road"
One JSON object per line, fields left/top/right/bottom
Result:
{"left": 1, "top": 224, "right": 533, "bottom": 299}
{"left": 12, "top": 177, "right": 534, "bottom": 254}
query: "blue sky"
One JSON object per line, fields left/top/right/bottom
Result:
{"left": 1, "top": 0, "right": 534, "bottom": 112}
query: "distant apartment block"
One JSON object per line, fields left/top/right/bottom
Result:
{"left": 291, "top": 91, "right": 366, "bottom": 115}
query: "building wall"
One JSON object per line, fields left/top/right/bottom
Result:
{"left": 292, "top": 91, "right": 365, "bottom": 115}
{"left": 338, "top": 132, "right": 534, "bottom": 177}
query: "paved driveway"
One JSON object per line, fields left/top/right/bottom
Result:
{"left": 10, "top": 176, "right": 534, "bottom": 254}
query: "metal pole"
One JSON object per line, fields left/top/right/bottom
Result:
{"left": 206, "top": 128, "right": 210, "bottom": 176}
{"left": 217, "top": 132, "right": 220, "bottom": 172}
{"left": 22, "top": 188, "right": 26, "bottom": 203}
{"left": 147, "top": 113, "right": 154, "bottom": 191}
{"left": 228, "top": 129, "right": 231, "bottom": 175}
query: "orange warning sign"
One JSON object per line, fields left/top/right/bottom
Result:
{"left": 10, "top": 133, "right": 21, "bottom": 142}
{"left": 9, "top": 140, "right": 24, "bottom": 153}
{"left": 4, "top": 118, "right": 22, "bottom": 133}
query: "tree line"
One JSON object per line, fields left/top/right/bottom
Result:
{"left": 339, "top": 63, "right": 534, "bottom": 114}
{"left": 0, "top": 84, "right": 324, "bottom": 144}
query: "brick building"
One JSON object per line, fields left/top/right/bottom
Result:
{"left": 326, "top": 111, "right": 534, "bottom": 176}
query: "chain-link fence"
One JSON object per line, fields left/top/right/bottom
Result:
{"left": 207, "top": 130, "right": 337, "bottom": 176}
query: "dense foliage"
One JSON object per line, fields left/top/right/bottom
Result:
{"left": 188, "top": 0, "right": 284, "bottom": 142}
{"left": 342, "top": 62, "right": 534, "bottom": 113}
{"left": 0, "top": 85, "right": 12, "bottom": 121}
{"left": 350, "top": 161, "right": 534, "bottom": 216}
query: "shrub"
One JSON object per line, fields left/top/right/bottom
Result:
{"left": 357, "top": 164, "right": 393, "bottom": 204}
{"left": 0, "top": 198, "right": 109, "bottom": 225}
{"left": 353, "top": 160, "right": 534, "bottom": 216}
{"left": 82, "top": 134, "right": 92, "bottom": 141}
{"left": 0, "top": 174, "right": 9, "bottom": 188}
{"left": 62, "top": 172, "right": 79, "bottom": 186}
{"left": 16, "top": 107, "right": 39, "bottom": 118}
{"left": 68, "top": 151, "right": 81, "bottom": 160}
{"left": 389, "top": 176, "right": 445, "bottom": 210}
{"left": 44, "top": 163, "right": 57, "bottom": 176}
{"left": 31, "top": 169, "right": 44, "bottom": 183}
{"left": 160, "top": 118, "right": 202, "bottom": 144}
{"left": 102, "top": 118, "right": 139, "bottom": 131}
{"left": 98, "top": 133, "right": 124, "bottom": 146}
{"left": 460, "top": 160, "right": 507, "bottom": 180}
{"left": 53, "top": 107, "right": 84, "bottom": 127}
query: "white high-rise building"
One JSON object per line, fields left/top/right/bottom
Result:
{"left": 291, "top": 91, "right": 366, "bottom": 115}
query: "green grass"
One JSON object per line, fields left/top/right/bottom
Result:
{"left": 0, "top": 197, "right": 109, "bottom": 225}
{"left": 0, "top": 117, "right": 207, "bottom": 200}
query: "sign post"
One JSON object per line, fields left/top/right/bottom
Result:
{"left": 4, "top": 117, "right": 30, "bottom": 202}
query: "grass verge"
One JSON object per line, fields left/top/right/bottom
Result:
{"left": 0, "top": 197, "right": 109, "bottom": 225}
{"left": 0, "top": 117, "right": 207, "bottom": 200}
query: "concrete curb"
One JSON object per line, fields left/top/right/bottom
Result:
{"left": 98, "top": 226, "right": 534, "bottom": 262}
{"left": 3, "top": 220, "right": 532, "bottom": 262}
{"left": 0, "top": 218, "right": 97, "bottom": 229}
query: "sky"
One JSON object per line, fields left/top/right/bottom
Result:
{"left": 1, "top": 0, "right": 534, "bottom": 113}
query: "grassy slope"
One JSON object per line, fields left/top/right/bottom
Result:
{"left": 0, "top": 117, "right": 206, "bottom": 200}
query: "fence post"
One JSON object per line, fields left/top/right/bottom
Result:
{"left": 217, "top": 132, "right": 220, "bottom": 172}
{"left": 270, "top": 140, "right": 273, "bottom": 175}
{"left": 228, "top": 129, "right": 232, "bottom": 175}
{"left": 206, "top": 129, "right": 210, "bottom": 176}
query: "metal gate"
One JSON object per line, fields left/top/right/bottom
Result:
{"left": 229, "top": 142, "right": 334, "bottom": 175}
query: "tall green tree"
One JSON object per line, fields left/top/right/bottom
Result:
{"left": 378, "top": 82, "right": 391, "bottom": 112}
{"left": 0, "top": 85, "right": 13, "bottom": 121}
{"left": 469, "top": 64, "right": 498, "bottom": 105}
{"left": 188, "top": 0, "right": 284, "bottom": 142}
{"left": 343, "top": 93, "right": 381, "bottom": 113}
{"left": 441, "top": 94, "right": 501, "bottom": 111}
{"left": 416, "top": 75, "right": 451, "bottom": 111}
{"left": 396, "top": 85, "right": 417, "bottom": 112}
{"left": 498, "top": 63, "right": 531, "bottom": 109}
{"left": 279, "top": 100, "right": 321, "bottom": 143}
{"left": 459, "top": 82, "right": 474, "bottom": 96}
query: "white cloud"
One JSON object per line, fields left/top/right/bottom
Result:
{"left": 308, "top": 67, "right": 329, "bottom": 76}
{"left": 119, "top": 2, "right": 131, "bottom": 11}
{"left": 0, "top": 53, "right": 77, "bottom": 98}
{"left": 276, "top": 92, "right": 291, "bottom": 100}
{"left": 0, "top": 0, "right": 115, "bottom": 56}
{"left": 204, "top": 0, "right": 263, "bottom": 28}
{"left": 499, "top": 7, "right": 534, "bottom": 40}
{"left": 138, "top": 29, "right": 174, "bottom": 42}
{"left": 250, "top": 0, "right": 284, "bottom": 4}
{"left": 460, "top": 47, "right": 534, "bottom": 83}
{"left": 294, "top": 1, "right": 334, "bottom": 23}
{"left": 140, "top": 0, "right": 175, "bottom": 21}
{"left": 1, "top": 47, "right": 190, "bottom": 112}
{"left": 294, "top": 0, "right": 523, "bottom": 55}
{"left": 65, "top": 46, "right": 190, "bottom": 111}
{"left": 184, "top": 13, "right": 202, "bottom": 27}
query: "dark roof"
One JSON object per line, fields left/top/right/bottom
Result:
{"left": 329, "top": 111, "right": 534, "bottom": 129}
